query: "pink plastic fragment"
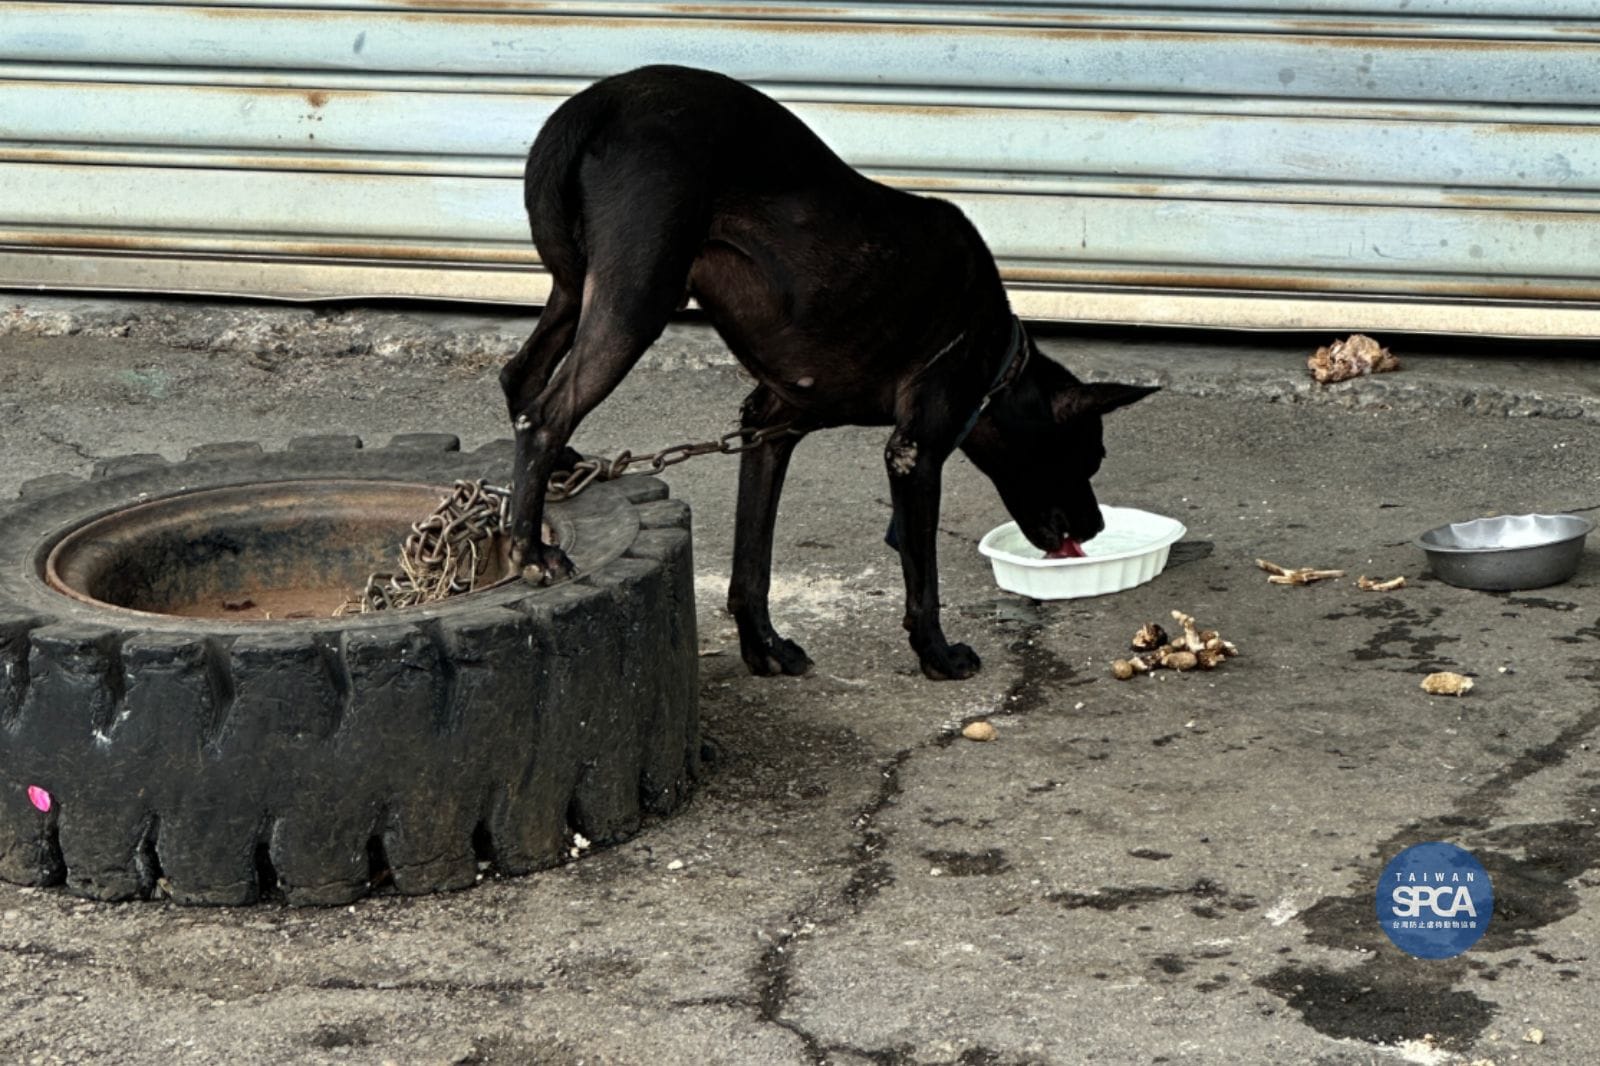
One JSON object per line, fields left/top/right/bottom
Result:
{"left": 26, "top": 786, "right": 51, "bottom": 813}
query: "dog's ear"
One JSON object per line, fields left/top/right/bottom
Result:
{"left": 1052, "top": 382, "right": 1160, "bottom": 421}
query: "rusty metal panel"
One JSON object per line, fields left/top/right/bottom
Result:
{"left": 7, "top": 160, "right": 1600, "bottom": 301}
{"left": 1, "top": 1, "right": 1598, "bottom": 336}
{"left": 6, "top": 5, "right": 1600, "bottom": 103}
{"left": 18, "top": 251, "right": 1600, "bottom": 342}
{"left": 7, "top": 80, "right": 1600, "bottom": 201}
{"left": 48, "top": 0, "right": 1600, "bottom": 41}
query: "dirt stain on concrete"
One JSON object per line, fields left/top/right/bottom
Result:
{"left": 1048, "top": 878, "right": 1256, "bottom": 914}
{"left": 1256, "top": 706, "right": 1600, "bottom": 1050}
{"left": 921, "top": 848, "right": 1010, "bottom": 876}
{"left": 1324, "top": 596, "right": 1461, "bottom": 672}
{"left": 1256, "top": 963, "right": 1495, "bottom": 1050}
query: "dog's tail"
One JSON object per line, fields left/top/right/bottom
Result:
{"left": 524, "top": 89, "right": 612, "bottom": 289}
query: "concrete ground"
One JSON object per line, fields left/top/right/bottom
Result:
{"left": 0, "top": 296, "right": 1598, "bottom": 1066}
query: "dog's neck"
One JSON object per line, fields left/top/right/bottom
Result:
{"left": 987, "top": 316, "right": 1029, "bottom": 397}
{"left": 947, "top": 315, "right": 1028, "bottom": 451}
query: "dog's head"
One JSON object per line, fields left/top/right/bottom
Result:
{"left": 963, "top": 340, "right": 1157, "bottom": 555}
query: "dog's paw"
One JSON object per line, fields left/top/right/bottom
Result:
{"left": 518, "top": 544, "right": 577, "bottom": 585}
{"left": 919, "top": 642, "right": 982, "bottom": 681}
{"left": 742, "top": 635, "right": 813, "bottom": 678}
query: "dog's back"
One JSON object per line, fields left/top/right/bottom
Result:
{"left": 525, "top": 66, "right": 884, "bottom": 286}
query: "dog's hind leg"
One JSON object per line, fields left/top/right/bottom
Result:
{"left": 727, "top": 385, "right": 812, "bottom": 676}
{"left": 507, "top": 297, "right": 667, "bottom": 579}
{"left": 509, "top": 133, "right": 712, "bottom": 580}
{"left": 507, "top": 225, "right": 703, "bottom": 580}
{"left": 502, "top": 282, "right": 578, "bottom": 416}
{"left": 500, "top": 282, "right": 585, "bottom": 474}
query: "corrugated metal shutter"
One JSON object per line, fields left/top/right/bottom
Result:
{"left": 2, "top": 2, "right": 1597, "bottom": 336}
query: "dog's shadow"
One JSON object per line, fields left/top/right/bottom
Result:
{"left": 1165, "top": 539, "right": 1215, "bottom": 571}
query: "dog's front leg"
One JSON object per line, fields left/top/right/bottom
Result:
{"left": 727, "top": 388, "right": 812, "bottom": 676}
{"left": 885, "top": 428, "right": 980, "bottom": 681}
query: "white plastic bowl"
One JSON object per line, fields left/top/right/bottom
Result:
{"left": 978, "top": 506, "right": 1187, "bottom": 600}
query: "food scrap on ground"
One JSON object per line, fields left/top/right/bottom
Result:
{"left": 961, "top": 720, "right": 997, "bottom": 742}
{"left": 1421, "top": 671, "right": 1474, "bottom": 696}
{"left": 1111, "top": 610, "right": 1240, "bottom": 679}
{"left": 1257, "top": 558, "right": 1346, "bottom": 586}
{"left": 1357, "top": 575, "right": 1407, "bottom": 592}
{"left": 1131, "top": 622, "right": 1168, "bottom": 651}
{"left": 1307, "top": 333, "right": 1400, "bottom": 384}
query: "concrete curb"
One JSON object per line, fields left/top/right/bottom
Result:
{"left": 1056, "top": 330, "right": 1600, "bottom": 423}
{"left": 4, "top": 294, "right": 1594, "bottom": 423}
{"left": 0, "top": 295, "right": 738, "bottom": 373}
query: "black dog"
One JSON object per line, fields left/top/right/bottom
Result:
{"left": 502, "top": 65, "right": 1155, "bottom": 681}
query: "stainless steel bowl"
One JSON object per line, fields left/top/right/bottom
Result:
{"left": 1416, "top": 513, "right": 1593, "bottom": 591}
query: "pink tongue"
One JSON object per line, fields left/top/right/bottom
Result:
{"left": 1046, "top": 539, "right": 1086, "bottom": 559}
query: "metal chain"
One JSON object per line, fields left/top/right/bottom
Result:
{"left": 339, "top": 479, "right": 516, "bottom": 615}
{"left": 341, "top": 423, "right": 797, "bottom": 614}
{"left": 546, "top": 421, "right": 798, "bottom": 500}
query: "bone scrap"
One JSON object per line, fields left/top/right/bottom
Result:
{"left": 1111, "top": 610, "right": 1239, "bottom": 679}
{"left": 1256, "top": 559, "right": 1346, "bottom": 586}
{"left": 1307, "top": 333, "right": 1399, "bottom": 384}
{"left": 1421, "top": 672, "right": 1473, "bottom": 697}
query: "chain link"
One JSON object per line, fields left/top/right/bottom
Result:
{"left": 547, "top": 421, "right": 798, "bottom": 500}
{"left": 342, "top": 423, "right": 798, "bottom": 613}
{"left": 339, "top": 479, "right": 518, "bottom": 615}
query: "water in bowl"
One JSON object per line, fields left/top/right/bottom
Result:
{"left": 989, "top": 524, "right": 1151, "bottom": 561}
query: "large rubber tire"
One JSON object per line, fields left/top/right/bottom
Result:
{"left": 0, "top": 434, "right": 698, "bottom": 906}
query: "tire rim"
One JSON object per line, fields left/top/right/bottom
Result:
{"left": 43, "top": 479, "right": 551, "bottom": 622}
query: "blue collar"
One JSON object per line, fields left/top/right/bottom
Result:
{"left": 954, "top": 315, "right": 1027, "bottom": 449}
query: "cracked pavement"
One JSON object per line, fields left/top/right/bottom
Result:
{"left": 1, "top": 298, "right": 1599, "bottom": 1064}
